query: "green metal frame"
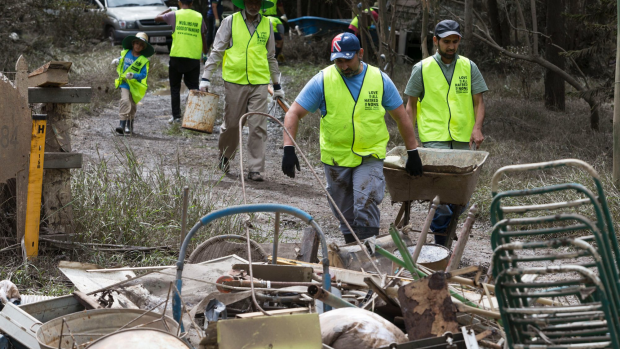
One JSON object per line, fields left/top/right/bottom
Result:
{"left": 494, "top": 265, "right": 618, "bottom": 349}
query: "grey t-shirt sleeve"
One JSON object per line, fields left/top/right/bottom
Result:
{"left": 471, "top": 61, "right": 488, "bottom": 95}
{"left": 404, "top": 61, "right": 424, "bottom": 98}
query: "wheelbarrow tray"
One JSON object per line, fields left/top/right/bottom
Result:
{"left": 383, "top": 148, "right": 489, "bottom": 205}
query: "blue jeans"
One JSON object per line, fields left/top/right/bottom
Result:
{"left": 423, "top": 141, "right": 470, "bottom": 245}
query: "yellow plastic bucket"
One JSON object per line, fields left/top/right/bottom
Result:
{"left": 182, "top": 90, "right": 219, "bottom": 133}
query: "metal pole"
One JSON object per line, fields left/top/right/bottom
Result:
{"left": 180, "top": 186, "right": 189, "bottom": 247}
{"left": 613, "top": 0, "right": 620, "bottom": 186}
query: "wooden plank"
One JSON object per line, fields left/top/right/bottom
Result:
{"left": 28, "top": 87, "right": 92, "bottom": 104}
{"left": 28, "top": 61, "right": 72, "bottom": 87}
{"left": 72, "top": 291, "right": 102, "bottom": 310}
{"left": 298, "top": 227, "right": 319, "bottom": 263}
{"left": 235, "top": 307, "right": 309, "bottom": 318}
{"left": 43, "top": 152, "right": 82, "bottom": 169}
{"left": 24, "top": 116, "right": 47, "bottom": 259}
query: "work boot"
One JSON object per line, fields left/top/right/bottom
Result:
{"left": 218, "top": 155, "right": 230, "bottom": 173}
{"left": 128, "top": 119, "right": 134, "bottom": 134}
{"left": 248, "top": 172, "right": 264, "bottom": 182}
{"left": 124, "top": 120, "right": 132, "bottom": 135}
{"left": 115, "top": 120, "right": 126, "bottom": 135}
{"left": 168, "top": 116, "right": 182, "bottom": 124}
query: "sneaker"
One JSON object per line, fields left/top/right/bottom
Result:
{"left": 248, "top": 172, "right": 264, "bottom": 182}
{"left": 218, "top": 156, "right": 230, "bottom": 173}
{"left": 168, "top": 116, "right": 182, "bottom": 124}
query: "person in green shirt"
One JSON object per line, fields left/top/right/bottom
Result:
{"left": 404, "top": 19, "right": 488, "bottom": 246}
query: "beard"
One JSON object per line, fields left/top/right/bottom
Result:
{"left": 337, "top": 62, "right": 361, "bottom": 78}
{"left": 246, "top": 8, "right": 260, "bottom": 16}
{"left": 438, "top": 47, "right": 456, "bottom": 60}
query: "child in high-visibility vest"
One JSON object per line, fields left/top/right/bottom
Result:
{"left": 112, "top": 32, "right": 154, "bottom": 135}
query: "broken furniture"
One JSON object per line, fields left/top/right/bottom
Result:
{"left": 490, "top": 159, "right": 620, "bottom": 348}
{"left": 173, "top": 204, "right": 332, "bottom": 325}
{"left": 384, "top": 147, "right": 489, "bottom": 248}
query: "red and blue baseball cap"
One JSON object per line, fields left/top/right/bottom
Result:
{"left": 330, "top": 33, "right": 360, "bottom": 61}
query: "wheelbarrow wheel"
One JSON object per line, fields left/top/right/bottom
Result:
{"left": 188, "top": 234, "right": 269, "bottom": 263}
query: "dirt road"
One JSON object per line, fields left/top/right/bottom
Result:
{"left": 71, "top": 51, "right": 494, "bottom": 269}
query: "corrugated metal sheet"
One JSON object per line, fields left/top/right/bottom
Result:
{"left": 20, "top": 294, "right": 59, "bottom": 305}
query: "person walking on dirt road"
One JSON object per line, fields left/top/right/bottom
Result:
{"left": 155, "top": 0, "right": 208, "bottom": 124}
{"left": 112, "top": 32, "right": 154, "bottom": 135}
{"left": 281, "top": 33, "right": 422, "bottom": 243}
{"left": 404, "top": 19, "right": 488, "bottom": 246}
{"left": 200, "top": 0, "right": 283, "bottom": 182}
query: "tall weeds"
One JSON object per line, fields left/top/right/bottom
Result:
{"left": 72, "top": 139, "right": 243, "bottom": 251}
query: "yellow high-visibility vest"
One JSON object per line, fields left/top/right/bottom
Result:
{"left": 269, "top": 16, "right": 282, "bottom": 33}
{"left": 320, "top": 64, "right": 388, "bottom": 167}
{"left": 260, "top": 0, "right": 278, "bottom": 16}
{"left": 222, "top": 12, "right": 271, "bottom": 85}
{"left": 350, "top": 9, "right": 376, "bottom": 29}
{"left": 115, "top": 49, "right": 149, "bottom": 103}
{"left": 170, "top": 9, "right": 203, "bottom": 59}
{"left": 416, "top": 55, "right": 474, "bottom": 142}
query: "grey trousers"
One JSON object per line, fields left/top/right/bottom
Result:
{"left": 324, "top": 156, "right": 385, "bottom": 237}
{"left": 219, "top": 82, "right": 268, "bottom": 173}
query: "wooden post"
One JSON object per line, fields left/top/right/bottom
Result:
{"left": 15, "top": 56, "right": 29, "bottom": 245}
{"left": 41, "top": 102, "right": 73, "bottom": 235}
{"left": 298, "top": 226, "right": 320, "bottom": 263}
{"left": 445, "top": 204, "right": 478, "bottom": 272}
{"left": 614, "top": 0, "right": 620, "bottom": 185}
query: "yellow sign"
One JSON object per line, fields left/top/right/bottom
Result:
{"left": 24, "top": 116, "right": 47, "bottom": 259}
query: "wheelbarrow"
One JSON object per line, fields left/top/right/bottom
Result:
{"left": 172, "top": 204, "right": 332, "bottom": 325}
{"left": 383, "top": 147, "right": 489, "bottom": 249}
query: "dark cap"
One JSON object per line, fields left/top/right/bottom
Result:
{"left": 434, "top": 20, "right": 461, "bottom": 38}
{"left": 330, "top": 33, "right": 360, "bottom": 61}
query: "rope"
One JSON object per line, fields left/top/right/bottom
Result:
{"left": 236, "top": 110, "right": 386, "bottom": 315}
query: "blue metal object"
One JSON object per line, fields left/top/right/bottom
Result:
{"left": 288, "top": 16, "right": 376, "bottom": 37}
{"left": 173, "top": 204, "right": 332, "bottom": 324}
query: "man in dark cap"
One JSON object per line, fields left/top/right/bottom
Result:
{"left": 281, "top": 33, "right": 422, "bottom": 243}
{"left": 404, "top": 19, "right": 488, "bottom": 246}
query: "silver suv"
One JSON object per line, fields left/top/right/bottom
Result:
{"left": 90, "top": 0, "right": 174, "bottom": 50}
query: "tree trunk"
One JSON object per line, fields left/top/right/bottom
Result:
{"left": 499, "top": 5, "right": 511, "bottom": 46}
{"left": 463, "top": 0, "right": 474, "bottom": 56}
{"left": 487, "top": 0, "right": 504, "bottom": 46}
{"left": 544, "top": 0, "right": 566, "bottom": 112}
{"left": 297, "top": 0, "right": 301, "bottom": 18}
{"left": 421, "top": 0, "right": 430, "bottom": 58}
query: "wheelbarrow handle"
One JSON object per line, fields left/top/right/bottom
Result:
{"left": 491, "top": 159, "right": 600, "bottom": 196}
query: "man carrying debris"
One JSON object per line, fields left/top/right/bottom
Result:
{"left": 155, "top": 0, "right": 208, "bottom": 124}
{"left": 112, "top": 32, "right": 154, "bottom": 135}
{"left": 201, "top": 0, "right": 283, "bottom": 182}
{"left": 281, "top": 33, "right": 422, "bottom": 243}
{"left": 404, "top": 20, "right": 487, "bottom": 246}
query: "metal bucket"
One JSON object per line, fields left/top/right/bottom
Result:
{"left": 86, "top": 328, "right": 189, "bottom": 349}
{"left": 182, "top": 90, "right": 219, "bottom": 133}
{"left": 392, "top": 244, "right": 451, "bottom": 272}
{"left": 36, "top": 308, "right": 179, "bottom": 349}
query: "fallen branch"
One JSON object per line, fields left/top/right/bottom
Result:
{"left": 40, "top": 237, "right": 172, "bottom": 252}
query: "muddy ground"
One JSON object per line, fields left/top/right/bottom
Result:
{"left": 71, "top": 49, "right": 494, "bottom": 269}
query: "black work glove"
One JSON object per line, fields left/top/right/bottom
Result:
{"left": 405, "top": 149, "right": 423, "bottom": 177}
{"left": 282, "top": 146, "right": 300, "bottom": 178}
